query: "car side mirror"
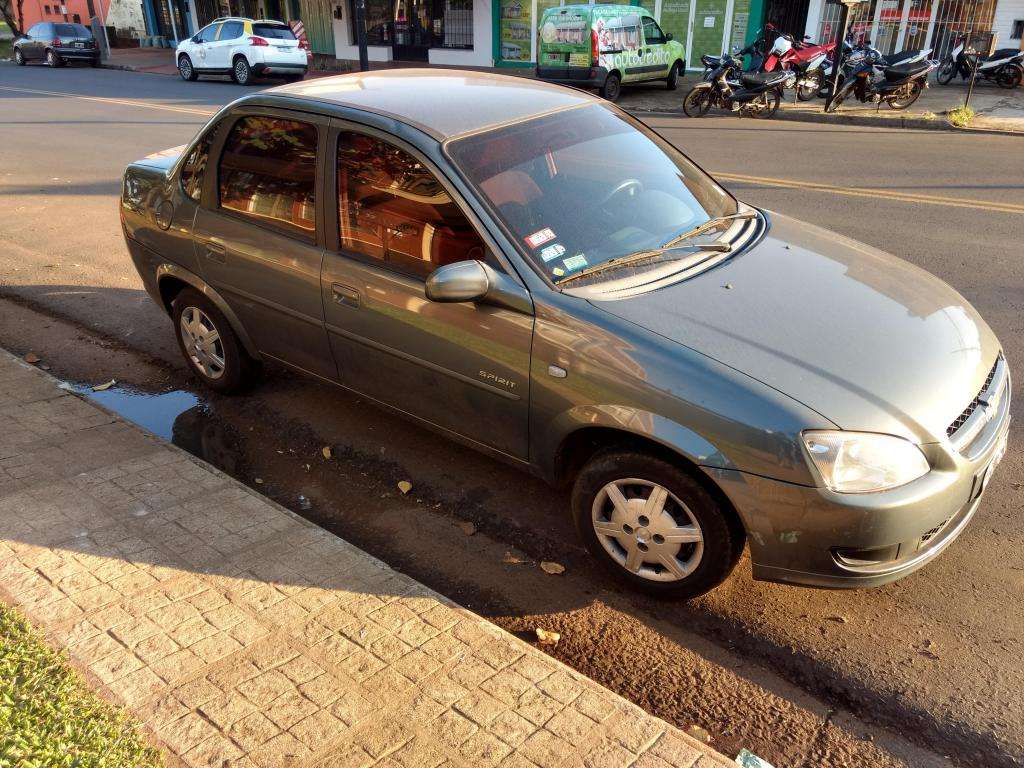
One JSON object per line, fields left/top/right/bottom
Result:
{"left": 425, "top": 260, "right": 533, "bottom": 314}
{"left": 192, "top": 34, "right": 201, "bottom": 43}
{"left": 665, "top": 32, "right": 672, "bottom": 41}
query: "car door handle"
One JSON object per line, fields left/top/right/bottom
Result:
{"left": 203, "top": 241, "right": 226, "bottom": 263}
{"left": 331, "top": 282, "right": 360, "bottom": 308}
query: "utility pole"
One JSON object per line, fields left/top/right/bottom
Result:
{"left": 354, "top": 0, "right": 369, "bottom": 71}
{"left": 824, "top": 0, "right": 865, "bottom": 112}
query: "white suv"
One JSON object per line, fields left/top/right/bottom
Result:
{"left": 176, "top": 18, "right": 309, "bottom": 85}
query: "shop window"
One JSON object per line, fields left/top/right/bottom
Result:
{"left": 336, "top": 131, "right": 485, "bottom": 280}
{"left": 218, "top": 116, "right": 317, "bottom": 238}
{"left": 44, "top": 5, "right": 51, "bottom": 13}
{"left": 72, "top": 14, "right": 81, "bottom": 22}
{"left": 1012, "top": 19, "right": 1023, "bottom": 39}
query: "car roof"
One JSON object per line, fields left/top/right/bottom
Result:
{"left": 269, "top": 69, "right": 600, "bottom": 141}
{"left": 549, "top": 4, "right": 646, "bottom": 12}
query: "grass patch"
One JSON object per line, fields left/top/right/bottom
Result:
{"left": 0, "top": 39, "right": 11, "bottom": 61}
{"left": 0, "top": 603, "right": 163, "bottom": 768}
{"left": 947, "top": 106, "right": 975, "bottom": 128}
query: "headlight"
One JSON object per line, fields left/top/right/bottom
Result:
{"left": 802, "top": 431, "right": 929, "bottom": 493}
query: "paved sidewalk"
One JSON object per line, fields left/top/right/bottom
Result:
{"left": 0, "top": 348, "right": 733, "bottom": 768}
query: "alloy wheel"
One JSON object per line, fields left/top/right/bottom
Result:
{"left": 47, "top": 50, "right": 59, "bottom": 67}
{"left": 234, "top": 58, "right": 251, "bottom": 84}
{"left": 179, "top": 306, "right": 226, "bottom": 380}
{"left": 591, "top": 478, "right": 704, "bottom": 582}
{"left": 179, "top": 57, "right": 193, "bottom": 80}
{"left": 15, "top": 48, "right": 25, "bottom": 65}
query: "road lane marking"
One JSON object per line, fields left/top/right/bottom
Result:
{"left": 713, "top": 171, "right": 1024, "bottom": 215}
{"left": 0, "top": 85, "right": 216, "bottom": 117}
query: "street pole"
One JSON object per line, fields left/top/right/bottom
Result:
{"left": 355, "top": 0, "right": 369, "bottom": 71}
{"left": 824, "top": 0, "right": 863, "bottom": 112}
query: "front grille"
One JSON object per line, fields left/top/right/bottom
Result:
{"left": 947, "top": 356, "right": 1001, "bottom": 438}
{"left": 920, "top": 517, "right": 950, "bottom": 544}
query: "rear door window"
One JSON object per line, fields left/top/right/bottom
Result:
{"left": 252, "top": 23, "right": 296, "bottom": 39}
{"left": 218, "top": 116, "right": 318, "bottom": 238}
{"left": 218, "top": 21, "right": 243, "bottom": 40}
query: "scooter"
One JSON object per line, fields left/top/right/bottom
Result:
{"left": 937, "top": 34, "right": 1024, "bottom": 89}
{"left": 760, "top": 29, "right": 836, "bottom": 101}
{"left": 826, "top": 44, "right": 938, "bottom": 111}
{"left": 684, "top": 52, "right": 796, "bottom": 118}
{"left": 822, "top": 36, "right": 931, "bottom": 80}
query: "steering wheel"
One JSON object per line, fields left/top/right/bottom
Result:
{"left": 599, "top": 179, "right": 644, "bottom": 209}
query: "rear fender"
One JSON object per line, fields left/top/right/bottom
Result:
{"left": 155, "top": 263, "right": 261, "bottom": 359}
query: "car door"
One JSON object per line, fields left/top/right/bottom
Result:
{"left": 321, "top": 124, "right": 534, "bottom": 460}
{"left": 190, "top": 22, "right": 220, "bottom": 70}
{"left": 640, "top": 16, "right": 671, "bottom": 79}
{"left": 208, "top": 20, "right": 243, "bottom": 71}
{"left": 191, "top": 108, "right": 335, "bottom": 380}
{"left": 26, "top": 23, "right": 49, "bottom": 59}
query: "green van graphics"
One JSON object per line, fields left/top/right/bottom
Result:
{"left": 536, "top": 4, "right": 686, "bottom": 101}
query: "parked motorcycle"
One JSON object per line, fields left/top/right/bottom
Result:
{"left": 826, "top": 43, "right": 937, "bottom": 111}
{"left": 684, "top": 53, "right": 795, "bottom": 118}
{"left": 822, "top": 36, "right": 931, "bottom": 82}
{"left": 937, "top": 34, "right": 1023, "bottom": 89}
{"left": 763, "top": 29, "right": 836, "bottom": 101}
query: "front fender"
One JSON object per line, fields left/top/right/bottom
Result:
{"left": 154, "top": 261, "right": 261, "bottom": 359}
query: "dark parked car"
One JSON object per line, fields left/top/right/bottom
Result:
{"left": 120, "top": 71, "right": 1010, "bottom": 598}
{"left": 14, "top": 21, "right": 99, "bottom": 67}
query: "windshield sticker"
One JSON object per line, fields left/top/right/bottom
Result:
{"left": 552, "top": 267, "right": 565, "bottom": 277}
{"left": 540, "top": 243, "right": 566, "bottom": 262}
{"left": 525, "top": 228, "right": 556, "bottom": 248}
{"left": 562, "top": 254, "right": 588, "bottom": 272}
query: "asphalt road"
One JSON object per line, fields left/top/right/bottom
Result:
{"left": 2, "top": 62, "right": 1023, "bottom": 768}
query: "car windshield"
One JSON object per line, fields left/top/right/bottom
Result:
{"left": 253, "top": 23, "right": 296, "bottom": 39}
{"left": 445, "top": 104, "right": 736, "bottom": 283}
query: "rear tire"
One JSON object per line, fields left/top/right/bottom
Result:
{"left": 46, "top": 49, "right": 63, "bottom": 67}
{"left": 666, "top": 61, "right": 681, "bottom": 90}
{"left": 571, "top": 449, "right": 744, "bottom": 599}
{"left": 178, "top": 54, "right": 198, "bottom": 81}
{"left": 682, "top": 85, "right": 712, "bottom": 117}
{"left": 887, "top": 80, "right": 922, "bottom": 109}
{"left": 14, "top": 48, "right": 26, "bottom": 65}
{"left": 996, "top": 66, "right": 1022, "bottom": 89}
{"left": 936, "top": 59, "right": 956, "bottom": 85}
{"left": 600, "top": 71, "right": 621, "bottom": 101}
{"left": 172, "top": 288, "right": 259, "bottom": 394}
{"left": 747, "top": 88, "right": 781, "bottom": 118}
{"left": 231, "top": 55, "right": 253, "bottom": 85}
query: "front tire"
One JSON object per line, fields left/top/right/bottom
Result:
{"left": 666, "top": 61, "right": 681, "bottom": 91}
{"left": 599, "top": 71, "right": 621, "bottom": 101}
{"left": 572, "top": 450, "right": 744, "bottom": 599}
{"left": 178, "top": 54, "right": 198, "bottom": 81}
{"left": 14, "top": 48, "right": 26, "bottom": 65}
{"left": 936, "top": 59, "right": 956, "bottom": 85}
{"left": 172, "top": 288, "right": 258, "bottom": 394}
{"left": 682, "top": 85, "right": 712, "bottom": 117}
{"left": 46, "top": 49, "right": 64, "bottom": 67}
{"left": 996, "top": 66, "right": 1022, "bottom": 89}
{"left": 231, "top": 56, "right": 253, "bottom": 85}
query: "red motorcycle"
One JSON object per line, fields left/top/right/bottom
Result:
{"left": 763, "top": 27, "right": 836, "bottom": 101}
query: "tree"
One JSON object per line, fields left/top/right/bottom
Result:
{"left": 1, "top": 0, "right": 25, "bottom": 38}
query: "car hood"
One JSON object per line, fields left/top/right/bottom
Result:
{"left": 134, "top": 145, "right": 186, "bottom": 174}
{"left": 591, "top": 213, "right": 1001, "bottom": 443}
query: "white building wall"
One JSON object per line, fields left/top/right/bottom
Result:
{"left": 332, "top": 16, "right": 394, "bottom": 60}
{"left": 993, "top": 0, "right": 1024, "bottom": 48}
{"left": 106, "top": 0, "right": 147, "bottom": 33}
{"left": 428, "top": 0, "right": 492, "bottom": 65}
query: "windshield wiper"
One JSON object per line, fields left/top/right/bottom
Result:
{"left": 661, "top": 210, "right": 758, "bottom": 251}
{"left": 557, "top": 241, "right": 732, "bottom": 286}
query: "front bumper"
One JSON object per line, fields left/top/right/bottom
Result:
{"left": 535, "top": 65, "right": 609, "bottom": 89}
{"left": 706, "top": 372, "right": 1011, "bottom": 589}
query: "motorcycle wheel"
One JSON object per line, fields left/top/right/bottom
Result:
{"left": 936, "top": 60, "right": 956, "bottom": 85}
{"left": 747, "top": 89, "right": 781, "bottom": 119}
{"left": 683, "top": 86, "right": 713, "bottom": 118}
{"left": 887, "top": 80, "right": 923, "bottom": 110}
{"left": 996, "top": 67, "right": 1022, "bottom": 89}
{"left": 797, "top": 69, "right": 821, "bottom": 101}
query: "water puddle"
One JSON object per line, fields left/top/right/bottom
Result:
{"left": 67, "top": 382, "right": 245, "bottom": 476}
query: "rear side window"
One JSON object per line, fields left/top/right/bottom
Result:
{"left": 219, "top": 21, "right": 243, "bottom": 39}
{"left": 29, "top": 23, "right": 50, "bottom": 36}
{"left": 218, "top": 116, "right": 317, "bottom": 238}
{"left": 253, "top": 23, "right": 296, "bottom": 39}
{"left": 180, "top": 121, "right": 221, "bottom": 202}
{"left": 336, "top": 131, "right": 486, "bottom": 279}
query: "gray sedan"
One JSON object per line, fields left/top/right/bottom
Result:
{"left": 120, "top": 71, "right": 1010, "bottom": 598}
